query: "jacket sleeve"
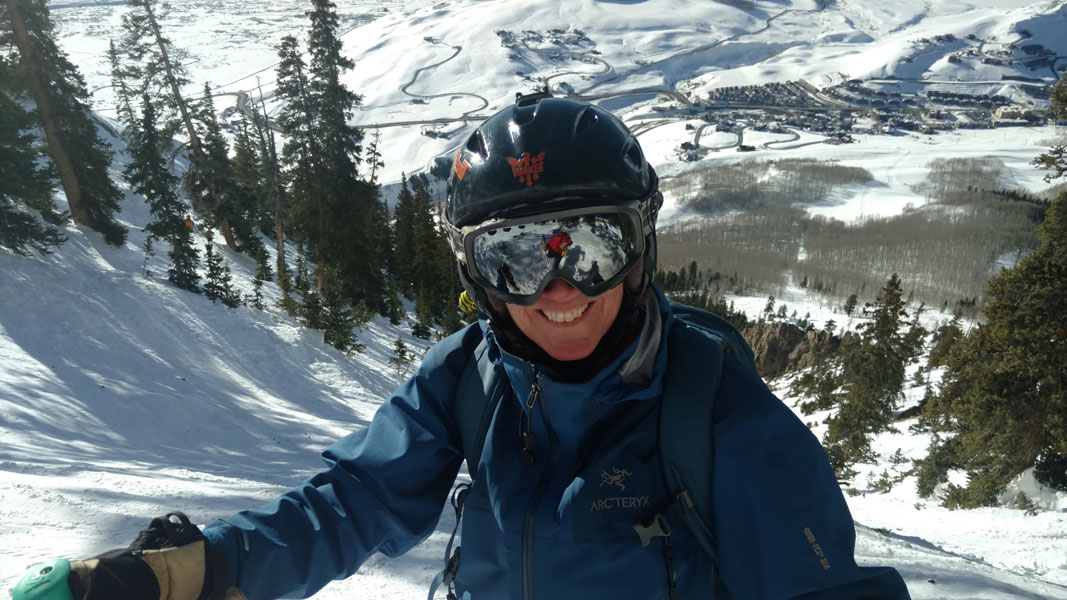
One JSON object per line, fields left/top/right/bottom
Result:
{"left": 711, "top": 356, "right": 911, "bottom": 599}
{"left": 201, "top": 327, "right": 477, "bottom": 600}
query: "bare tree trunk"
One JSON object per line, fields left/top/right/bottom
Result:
{"left": 253, "top": 88, "right": 287, "bottom": 278}
{"left": 316, "top": 199, "right": 326, "bottom": 293}
{"left": 6, "top": 0, "right": 89, "bottom": 225}
{"left": 138, "top": 0, "right": 236, "bottom": 249}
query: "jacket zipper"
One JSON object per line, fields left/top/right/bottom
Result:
{"left": 522, "top": 372, "right": 559, "bottom": 600}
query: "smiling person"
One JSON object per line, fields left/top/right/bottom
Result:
{"left": 35, "top": 92, "right": 911, "bottom": 600}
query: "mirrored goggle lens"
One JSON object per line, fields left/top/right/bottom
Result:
{"left": 469, "top": 212, "right": 640, "bottom": 299}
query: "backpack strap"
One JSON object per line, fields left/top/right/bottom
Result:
{"left": 633, "top": 316, "right": 727, "bottom": 574}
{"left": 429, "top": 335, "right": 509, "bottom": 600}
{"left": 453, "top": 336, "right": 509, "bottom": 470}
{"left": 669, "top": 302, "right": 755, "bottom": 370}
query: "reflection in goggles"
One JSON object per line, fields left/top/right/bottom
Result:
{"left": 470, "top": 213, "right": 638, "bottom": 298}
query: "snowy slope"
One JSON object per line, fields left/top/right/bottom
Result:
{"left": 2, "top": 0, "right": 1066, "bottom": 598}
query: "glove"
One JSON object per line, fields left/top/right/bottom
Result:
{"left": 67, "top": 512, "right": 243, "bottom": 600}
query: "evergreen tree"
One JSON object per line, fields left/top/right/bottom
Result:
{"left": 301, "top": 290, "right": 325, "bottom": 331}
{"left": 191, "top": 83, "right": 263, "bottom": 260}
{"left": 826, "top": 275, "right": 924, "bottom": 472}
{"left": 243, "top": 80, "right": 287, "bottom": 268}
{"left": 0, "top": 53, "right": 63, "bottom": 255}
{"left": 248, "top": 275, "right": 265, "bottom": 310}
{"left": 686, "top": 260, "right": 699, "bottom": 289}
{"left": 306, "top": 0, "right": 385, "bottom": 309}
{"left": 276, "top": 272, "right": 300, "bottom": 318}
{"left": 274, "top": 2, "right": 386, "bottom": 311}
{"left": 231, "top": 116, "right": 272, "bottom": 280}
{"left": 293, "top": 249, "right": 310, "bottom": 295}
{"left": 410, "top": 177, "right": 440, "bottom": 312}
{"left": 410, "top": 181, "right": 463, "bottom": 329}
{"left": 202, "top": 231, "right": 240, "bottom": 308}
{"left": 844, "top": 293, "right": 859, "bottom": 318}
{"left": 1032, "top": 74, "right": 1066, "bottom": 181}
{"left": 365, "top": 128, "right": 385, "bottom": 184}
{"left": 797, "top": 274, "right": 925, "bottom": 477}
{"left": 4, "top": 0, "right": 126, "bottom": 245}
{"left": 321, "top": 268, "right": 368, "bottom": 354}
{"left": 388, "top": 336, "right": 415, "bottom": 379}
{"left": 106, "top": 39, "right": 136, "bottom": 133}
{"left": 383, "top": 278, "right": 406, "bottom": 326}
{"left": 391, "top": 174, "right": 416, "bottom": 297}
{"left": 331, "top": 178, "right": 388, "bottom": 313}
{"left": 251, "top": 242, "right": 272, "bottom": 283}
{"left": 118, "top": 0, "right": 236, "bottom": 248}
{"left": 139, "top": 234, "right": 154, "bottom": 276}
{"left": 123, "top": 93, "right": 199, "bottom": 291}
{"left": 274, "top": 32, "right": 319, "bottom": 284}
{"left": 0, "top": 200, "right": 64, "bottom": 256}
{"left": 413, "top": 282, "right": 435, "bottom": 338}
{"left": 919, "top": 191, "right": 1067, "bottom": 505}
{"left": 762, "top": 295, "right": 775, "bottom": 321}
{"left": 927, "top": 314, "right": 964, "bottom": 370}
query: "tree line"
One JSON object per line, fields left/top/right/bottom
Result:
{"left": 1, "top": 0, "right": 463, "bottom": 352}
{"left": 659, "top": 155, "right": 1048, "bottom": 318}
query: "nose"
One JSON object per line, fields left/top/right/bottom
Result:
{"left": 539, "top": 278, "right": 580, "bottom": 301}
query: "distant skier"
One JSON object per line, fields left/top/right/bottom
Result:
{"left": 184, "top": 214, "right": 194, "bottom": 231}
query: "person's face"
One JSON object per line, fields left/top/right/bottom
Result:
{"left": 505, "top": 278, "right": 624, "bottom": 361}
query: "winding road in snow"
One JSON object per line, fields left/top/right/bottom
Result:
{"left": 224, "top": 1, "right": 1062, "bottom": 163}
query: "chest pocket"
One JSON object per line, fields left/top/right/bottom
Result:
{"left": 559, "top": 410, "right": 671, "bottom": 543}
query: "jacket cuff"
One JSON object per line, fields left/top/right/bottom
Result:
{"left": 202, "top": 528, "right": 236, "bottom": 598}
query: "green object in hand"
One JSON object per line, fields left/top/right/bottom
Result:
{"left": 11, "top": 559, "right": 73, "bottom": 600}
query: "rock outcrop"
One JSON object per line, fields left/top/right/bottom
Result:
{"left": 740, "top": 321, "right": 848, "bottom": 379}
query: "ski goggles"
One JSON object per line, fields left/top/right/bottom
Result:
{"left": 451, "top": 201, "right": 656, "bottom": 306}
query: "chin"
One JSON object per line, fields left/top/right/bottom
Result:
{"left": 542, "top": 342, "right": 597, "bottom": 362}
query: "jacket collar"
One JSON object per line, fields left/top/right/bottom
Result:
{"left": 481, "top": 284, "right": 673, "bottom": 406}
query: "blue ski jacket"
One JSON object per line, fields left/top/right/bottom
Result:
{"left": 203, "top": 287, "right": 910, "bottom": 599}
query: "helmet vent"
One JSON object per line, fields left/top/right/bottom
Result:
{"left": 623, "top": 140, "right": 643, "bottom": 172}
{"left": 575, "top": 107, "right": 599, "bottom": 135}
{"left": 466, "top": 130, "right": 489, "bottom": 160}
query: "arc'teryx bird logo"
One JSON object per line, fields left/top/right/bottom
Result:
{"left": 506, "top": 151, "right": 545, "bottom": 186}
{"left": 599, "top": 467, "right": 633, "bottom": 491}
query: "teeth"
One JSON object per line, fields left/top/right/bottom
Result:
{"left": 543, "top": 303, "right": 589, "bottom": 323}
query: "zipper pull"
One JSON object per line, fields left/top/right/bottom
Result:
{"left": 521, "top": 431, "right": 538, "bottom": 467}
{"left": 525, "top": 378, "right": 541, "bottom": 411}
{"left": 520, "top": 377, "right": 542, "bottom": 468}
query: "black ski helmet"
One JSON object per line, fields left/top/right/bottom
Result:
{"left": 446, "top": 90, "right": 662, "bottom": 306}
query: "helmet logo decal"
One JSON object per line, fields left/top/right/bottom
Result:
{"left": 507, "top": 151, "right": 545, "bottom": 186}
{"left": 452, "top": 148, "right": 471, "bottom": 180}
